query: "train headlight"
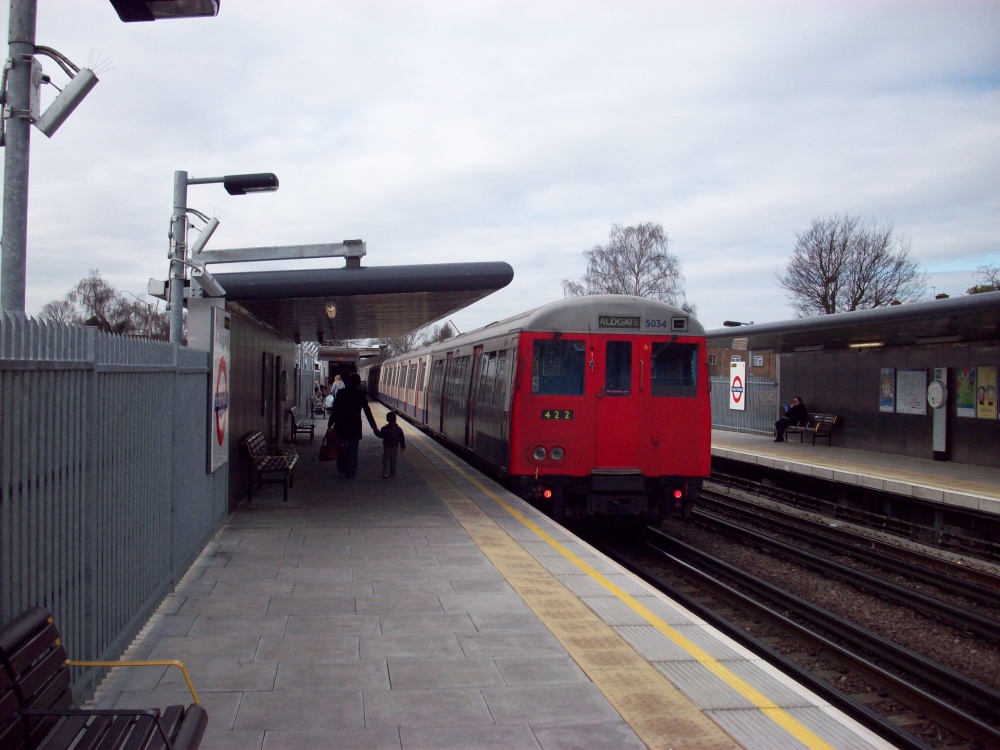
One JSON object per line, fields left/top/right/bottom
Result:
{"left": 532, "top": 446, "right": 547, "bottom": 461}
{"left": 550, "top": 446, "right": 565, "bottom": 461}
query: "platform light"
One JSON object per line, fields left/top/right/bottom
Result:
{"left": 109, "top": 0, "right": 220, "bottom": 22}
{"left": 222, "top": 173, "right": 279, "bottom": 195}
{"left": 325, "top": 301, "right": 337, "bottom": 319}
{"left": 848, "top": 341, "right": 885, "bottom": 349}
{"left": 723, "top": 320, "right": 754, "bottom": 327}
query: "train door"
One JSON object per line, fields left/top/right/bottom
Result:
{"left": 467, "top": 345, "right": 484, "bottom": 449}
{"left": 595, "top": 339, "right": 639, "bottom": 467}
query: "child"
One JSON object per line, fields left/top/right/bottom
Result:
{"left": 379, "top": 412, "right": 406, "bottom": 478}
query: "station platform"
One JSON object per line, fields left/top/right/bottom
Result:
{"left": 91, "top": 406, "right": 892, "bottom": 750}
{"left": 711, "top": 429, "right": 1000, "bottom": 517}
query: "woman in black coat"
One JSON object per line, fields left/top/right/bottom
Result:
{"left": 774, "top": 396, "right": 808, "bottom": 442}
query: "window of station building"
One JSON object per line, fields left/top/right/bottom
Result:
{"left": 532, "top": 338, "right": 585, "bottom": 395}
{"left": 604, "top": 341, "right": 632, "bottom": 396}
{"left": 651, "top": 342, "right": 698, "bottom": 397}
{"left": 707, "top": 354, "right": 718, "bottom": 366}
{"left": 753, "top": 355, "right": 764, "bottom": 368}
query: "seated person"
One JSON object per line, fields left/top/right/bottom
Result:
{"left": 775, "top": 397, "right": 808, "bottom": 442}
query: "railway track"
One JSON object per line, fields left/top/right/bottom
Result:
{"left": 692, "top": 496, "right": 1000, "bottom": 640}
{"left": 594, "top": 528, "right": 1000, "bottom": 750}
{"left": 700, "top": 485, "right": 1000, "bottom": 596}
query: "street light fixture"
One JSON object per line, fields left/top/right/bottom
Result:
{"left": 109, "top": 0, "right": 221, "bottom": 23}
{"left": 723, "top": 320, "right": 754, "bottom": 327}
{"left": 169, "top": 171, "right": 278, "bottom": 344}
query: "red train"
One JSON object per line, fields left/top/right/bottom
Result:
{"left": 363, "top": 295, "right": 711, "bottom": 522}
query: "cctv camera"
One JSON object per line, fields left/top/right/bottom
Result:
{"left": 189, "top": 217, "right": 220, "bottom": 255}
{"left": 33, "top": 68, "right": 98, "bottom": 138}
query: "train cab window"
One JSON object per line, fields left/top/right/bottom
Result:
{"left": 532, "top": 339, "right": 585, "bottom": 395}
{"left": 650, "top": 342, "right": 698, "bottom": 397}
{"left": 604, "top": 341, "right": 632, "bottom": 396}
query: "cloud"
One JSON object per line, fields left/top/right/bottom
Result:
{"left": 2, "top": 1, "right": 997, "bottom": 331}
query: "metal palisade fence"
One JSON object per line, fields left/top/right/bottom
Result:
{"left": 709, "top": 375, "right": 779, "bottom": 435}
{"left": 0, "top": 314, "right": 228, "bottom": 699}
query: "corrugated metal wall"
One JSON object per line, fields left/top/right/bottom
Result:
{"left": 0, "top": 315, "right": 228, "bottom": 698}
{"left": 710, "top": 376, "right": 778, "bottom": 435}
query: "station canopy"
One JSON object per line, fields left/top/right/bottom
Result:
{"left": 213, "top": 262, "right": 514, "bottom": 343}
{"left": 705, "top": 293, "right": 1000, "bottom": 351}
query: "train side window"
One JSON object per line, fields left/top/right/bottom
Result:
{"left": 493, "top": 352, "right": 507, "bottom": 404}
{"left": 430, "top": 359, "right": 445, "bottom": 394}
{"left": 478, "top": 351, "right": 497, "bottom": 403}
{"left": 651, "top": 342, "right": 698, "bottom": 397}
{"left": 532, "top": 339, "right": 585, "bottom": 395}
{"left": 604, "top": 341, "right": 632, "bottom": 396}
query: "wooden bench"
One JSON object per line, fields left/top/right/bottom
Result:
{"left": 0, "top": 606, "right": 207, "bottom": 750}
{"left": 286, "top": 406, "right": 317, "bottom": 443}
{"left": 241, "top": 431, "right": 298, "bottom": 502}
{"left": 787, "top": 413, "right": 839, "bottom": 445}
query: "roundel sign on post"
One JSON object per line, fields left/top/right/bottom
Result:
{"left": 215, "top": 355, "right": 229, "bottom": 446}
{"left": 209, "top": 308, "right": 231, "bottom": 473}
{"left": 729, "top": 360, "right": 746, "bottom": 411}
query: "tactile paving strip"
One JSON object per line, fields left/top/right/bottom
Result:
{"left": 406, "top": 443, "right": 742, "bottom": 750}
{"left": 396, "top": 420, "right": 892, "bottom": 750}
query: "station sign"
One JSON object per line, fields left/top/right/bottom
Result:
{"left": 729, "top": 360, "right": 746, "bottom": 411}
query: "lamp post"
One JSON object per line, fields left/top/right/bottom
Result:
{"left": 0, "top": 0, "right": 222, "bottom": 316}
{"left": 0, "top": 0, "right": 38, "bottom": 316}
{"left": 169, "top": 171, "right": 278, "bottom": 344}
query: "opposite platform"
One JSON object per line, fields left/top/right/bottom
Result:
{"left": 89, "top": 408, "right": 891, "bottom": 749}
{"left": 712, "top": 428, "right": 1000, "bottom": 516}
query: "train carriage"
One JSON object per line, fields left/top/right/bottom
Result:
{"left": 368, "top": 295, "right": 711, "bottom": 522}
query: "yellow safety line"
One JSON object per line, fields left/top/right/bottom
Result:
{"left": 416, "top": 436, "right": 839, "bottom": 750}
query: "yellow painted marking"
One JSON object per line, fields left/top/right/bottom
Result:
{"left": 409, "top": 433, "right": 839, "bottom": 750}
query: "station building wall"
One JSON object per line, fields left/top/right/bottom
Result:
{"left": 779, "top": 342, "right": 1000, "bottom": 469}
{"left": 226, "top": 306, "right": 297, "bottom": 510}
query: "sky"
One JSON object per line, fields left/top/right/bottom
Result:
{"left": 2, "top": 0, "right": 998, "bottom": 335}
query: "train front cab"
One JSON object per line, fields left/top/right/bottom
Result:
{"left": 509, "top": 327, "right": 710, "bottom": 522}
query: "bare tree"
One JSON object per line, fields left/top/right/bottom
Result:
{"left": 562, "top": 223, "right": 688, "bottom": 306}
{"left": 777, "top": 215, "right": 925, "bottom": 316}
{"left": 967, "top": 264, "right": 1000, "bottom": 294}
{"left": 375, "top": 321, "right": 458, "bottom": 359}
{"left": 38, "top": 298, "right": 81, "bottom": 325}
{"left": 38, "top": 270, "right": 170, "bottom": 338}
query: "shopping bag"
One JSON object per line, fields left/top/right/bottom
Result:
{"left": 318, "top": 429, "right": 339, "bottom": 461}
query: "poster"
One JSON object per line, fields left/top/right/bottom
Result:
{"left": 878, "top": 368, "right": 895, "bottom": 413}
{"left": 955, "top": 367, "right": 977, "bottom": 418}
{"left": 977, "top": 366, "right": 997, "bottom": 420}
{"left": 895, "top": 368, "right": 927, "bottom": 415}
